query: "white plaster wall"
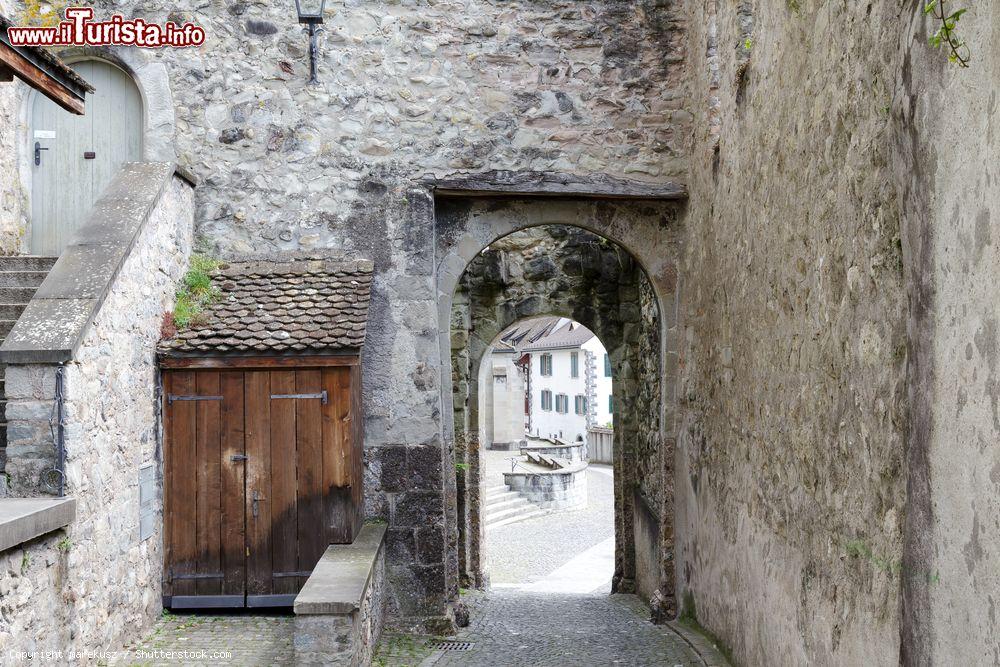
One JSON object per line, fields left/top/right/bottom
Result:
{"left": 489, "top": 352, "right": 524, "bottom": 446}
{"left": 530, "top": 348, "right": 588, "bottom": 442}
{"left": 583, "top": 337, "right": 613, "bottom": 428}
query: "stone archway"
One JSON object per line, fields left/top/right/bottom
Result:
{"left": 434, "top": 197, "right": 683, "bottom": 619}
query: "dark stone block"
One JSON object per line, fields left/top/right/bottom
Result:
{"left": 246, "top": 20, "right": 278, "bottom": 35}
{"left": 219, "top": 128, "right": 246, "bottom": 144}
{"left": 407, "top": 445, "right": 443, "bottom": 490}
{"left": 385, "top": 527, "right": 416, "bottom": 564}
{"left": 391, "top": 491, "right": 444, "bottom": 528}
{"left": 386, "top": 564, "right": 447, "bottom": 617}
{"left": 415, "top": 527, "right": 445, "bottom": 565}
{"left": 524, "top": 256, "right": 558, "bottom": 281}
{"left": 515, "top": 295, "right": 542, "bottom": 318}
{"left": 378, "top": 446, "right": 407, "bottom": 493}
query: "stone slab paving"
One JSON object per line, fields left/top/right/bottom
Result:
{"left": 116, "top": 613, "right": 294, "bottom": 666}
{"left": 376, "top": 589, "right": 720, "bottom": 667}
{"left": 481, "top": 450, "right": 615, "bottom": 585}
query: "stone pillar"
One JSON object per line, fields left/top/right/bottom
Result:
{"left": 3, "top": 364, "right": 59, "bottom": 497}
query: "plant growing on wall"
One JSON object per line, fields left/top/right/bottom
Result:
{"left": 162, "top": 254, "right": 221, "bottom": 336}
{"left": 924, "top": 1, "right": 970, "bottom": 67}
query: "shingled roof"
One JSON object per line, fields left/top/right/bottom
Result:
{"left": 161, "top": 257, "right": 372, "bottom": 356}
{"left": 520, "top": 320, "right": 595, "bottom": 351}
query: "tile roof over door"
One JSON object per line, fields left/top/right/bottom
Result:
{"left": 160, "top": 257, "right": 372, "bottom": 356}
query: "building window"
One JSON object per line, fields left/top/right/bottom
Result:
{"left": 555, "top": 394, "right": 569, "bottom": 413}
{"left": 604, "top": 353, "right": 612, "bottom": 377}
{"left": 608, "top": 395, "right": 614, "bottom": 414}
{"left": 540, "top": 353, "right": 553, "bottom": 376}
{"left": 574, "top": 395, "right": 587, "bottom": 414}
{"left": 541, "top": 390, "right": 552, "bottom": 411}
{"left": 570, "top": 351, "right": 579, "bottom": 378}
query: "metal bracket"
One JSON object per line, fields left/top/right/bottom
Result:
{"left": 167, "top": 394, "right": 223, "bottom": 405}
{"left": 230, "top": 454, "right": 248, "bottom": 462}
{"left": 270, "top": 390, "right": 328, "bottom": 405}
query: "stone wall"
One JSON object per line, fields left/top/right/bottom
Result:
{"left": 0, "top": 0, "right": 27, "bottom": 253}
{"left": 5, "top": 0, "right": 691, "bottom": 630}
{"left": 293, "top": 526, "right": 386, "bottom": 667}
{"left": 892, "top": 5, "right": 1000, "bottom": 663}
{"left": 677, "top": 0, "right": 909, "bottom": 664}
{"left": 0, "top": 174, "right": 192, "bottom": 654}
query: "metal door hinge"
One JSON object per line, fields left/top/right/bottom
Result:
{"left": 168, "top": 394, "right": 223, "bottom": 405}
{"left": 270, "top": 390, "right": 328, "bottom": 405}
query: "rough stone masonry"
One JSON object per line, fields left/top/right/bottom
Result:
{"left": 0, "top": 0, "right": 999, "bottom": 665}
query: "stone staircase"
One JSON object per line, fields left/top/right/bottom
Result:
{"left": 0, "top": 256, "right": 58, "bottom": 482}
{"left": 483, "top": 483, "right": 546, "bottom": 530}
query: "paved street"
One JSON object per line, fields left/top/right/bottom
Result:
{"left": 429, "top": 589, "right": 710, "bottom": 666}
{"left": 377, "top": 452, "right": 725, "bottom": 666}
{"left": 124, "top": 454, "right": 726, "bottom": 667}
{"left": 117, "top": 613, "right": 293, "bottom": 665}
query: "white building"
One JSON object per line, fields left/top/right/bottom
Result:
{"left": 486, "top": 317, "right": 613, "bottom": 447}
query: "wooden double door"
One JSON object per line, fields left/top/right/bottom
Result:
{"left": 162, "top": 364, "right": 362, "bottom": 608}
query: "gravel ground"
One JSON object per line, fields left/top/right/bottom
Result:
{"left": 480, "top": 450, "right": 615, "bottom": 585}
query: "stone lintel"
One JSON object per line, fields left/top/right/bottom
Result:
{"left": 424, "top": 170, "right": 687, "bottom": 200}
{"left": 293, "top": 523, "right": 386, "bottom": 615}
{"left": 0, "top": 162, "right": 192, "bottom": 365}
{"left": 0, "top": 497, "right": 76, "bottom": 552}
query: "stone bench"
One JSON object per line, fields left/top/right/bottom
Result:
{"left": 503, "top": 460, "right": 589, "bottom": 510}
{"left": 520, "top": 439, "right": 587, "bottom": 463}
{"left": 293, "top": 523, "right": 387, "bottom": 666}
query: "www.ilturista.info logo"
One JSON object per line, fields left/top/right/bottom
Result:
{"left": 7, "top": 7, "right": 205, "bottom": 48}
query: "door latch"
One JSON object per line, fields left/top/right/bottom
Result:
{"left": 230, "top": 454, "right": 248, "bottom": 462}
{"left": 34, "top": 142, "right": 48, "bottom": 166}
{"left": 251, "top": 490, "right": 266, "bottom": 518}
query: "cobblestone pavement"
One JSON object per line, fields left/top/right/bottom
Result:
{"left": 377, "top": 589, "right": 713, "bottom": 667}
{"left": 481, "top": 450, "right": 615, "bottom": 585}
{"left": 117, "top": 613, "right": 293, "bottom": 666}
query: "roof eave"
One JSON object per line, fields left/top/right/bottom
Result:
{"left": 0, "top": 39, "right": 89, "bottom": 114}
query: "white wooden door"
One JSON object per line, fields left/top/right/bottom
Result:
{"left": 31, "top": 60, "right": 143, "bottom": 255}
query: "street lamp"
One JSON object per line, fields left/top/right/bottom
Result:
{"left": 294, "top": 0, "right": 326, "bottom": 85}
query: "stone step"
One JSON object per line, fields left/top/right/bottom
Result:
{"left": 0, "top": 256, "right": 57, "bottom": 272}
{"left": 484, "top": 501, "right": 535, "bottom": 524}
{"left": 485, "top": 508, "right": 547, "bottom": 531}
{"left": 0, "top": 287, "right": 38, "bottom": 305}
{"left": 483, "top": 496, "right": 531, "bottom": 516}
{"left": 483, "top": 485, "right": 511, "bottom": 498}
{"left": 0, "top": 304, "right": 29, "bottom": 320}
{"left": 0, "top": 320, "right": 16, "bottom": 339}
{"left": 484, "top": 490, "right": 520, "bottom": 506}
{"left": 0, "top": 271, "right": 50, "bottom": 288}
